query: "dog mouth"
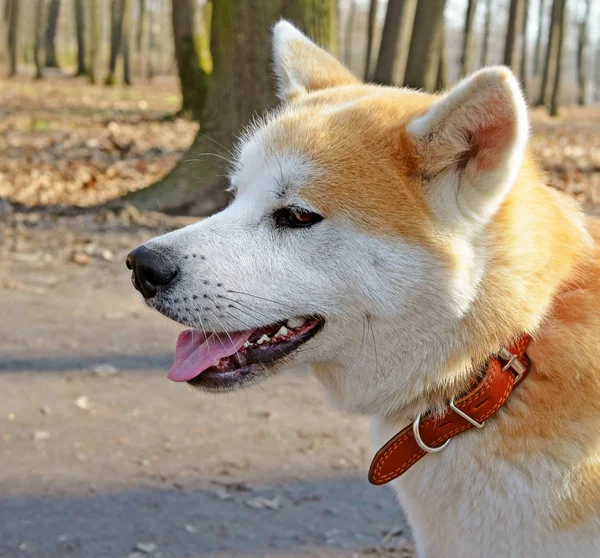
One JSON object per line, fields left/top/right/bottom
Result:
{"left": 168, "top": 317, "right": 323, "bottom": 391}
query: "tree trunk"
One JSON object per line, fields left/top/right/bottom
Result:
{"left": 136, "top": 0, "right": 145, "bottom": 51}
{"left": 549, "top": 0, "right": 567, "bottom": 117}
{"left": 460, "top": 0, "right": 477, "bottom": 76}
{"left": 147, "top": 0, "right": 156, "bottom": 80}
{"left": 519, "top": 0, "right": 528, "bottom": 95}
{"left": 503, "top": 0, "right": 525, "bottom": 74}
{"left": 364, "top": 0, "right": 377, "bottom": 80}
{"left": 106, "top": 0, "right": 124, "bottom": 84}
{"left": 537, "top": 0, "right": 563, "bottom": 107}
{"left": 7, "top": 0, "right": 18, "bottom": 76}
{"left": 172, "top": 0, "right": 208, "bottom": 120}
{"left": 533, "top": 0, "right": 546, "bottom": 76}
{"left": 124, "top": 0, "right": 337, "bottom": 214}
{"left": 34, "top": 0, "right": 45, "bottom": 79}
{"left": 89, "top": 0, "right": 102, "bottom": 83}
{"left": 373, "top": 0, "right": 417, "bottom": 85}
{"left": 404, "top": 0, "right": 447, "bottom": 91}
{"left": 74, "top": 0, "right": 87, "bottom": 75}
{"left": 122, "top": 0, "right": 133, "bottom": 85}
{"left": 480, "top": 0, "right": 492, "bottom": 67}
{"left": 436, "top": 24, "right": 448, "bottom": 91}
{"left": 576, "top": 0, "right": 592, "bottom": 105}
{"left": 45, "top": 0, "right": 61, "bottom": 68}
{"left": 344, "top": 0, "right": 357, "bottom": 67}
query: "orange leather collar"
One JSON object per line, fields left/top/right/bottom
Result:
{"left": 369, "top": 335, "right": 531, "bottom": 485}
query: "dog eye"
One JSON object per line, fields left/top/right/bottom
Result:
{"left": 273, "top": 207, "right": 323, "bottom": 228}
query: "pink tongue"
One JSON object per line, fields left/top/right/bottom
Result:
{"left": 168, "top": 329, "right": 253, "bottom": 382}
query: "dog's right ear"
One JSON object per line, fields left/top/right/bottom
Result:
{"left": 272, "top": 20, "right": 358, "bottom": 102}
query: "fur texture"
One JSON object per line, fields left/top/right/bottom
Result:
{"left": 139, "top": 20, "right": 600, "bottom": 557}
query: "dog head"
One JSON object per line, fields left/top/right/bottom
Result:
{"left": 127, "top": 21, "right": 529, "bottom": 417}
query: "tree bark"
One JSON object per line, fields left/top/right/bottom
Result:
{"left": 172, "top": 0, "right": 208, "bottom": 120}
{"left": 364, "top": 0, "right": 378, "bottom": 80}
{"left": 537, "top": 0, "right": 563, "bottom": 107}
{"left": 89, "top": 0, "right": 102, "bottom": 83}
{"left": 45, "top": 0, "right": 61, "bottom": 68}
{"left": 549, "top": 0, "right": 567, "bottom": 116}
{"left": 461, "top": 0, "right": 477, "bottom": 76}
{"left": 7, "top": 0, "right": 18, "bottom": 76}
{"left": 122, "top": 0, "right": 133, "bottom": 85}
{"left": 106, "top": 0, "right": 124, "bottom": 84}
{"left": 74, "top": 0, "right": 87, "bottom": 75}
{"left": 404, "top": 0, "right": 447, "bottom": 91}
{"left": 344, "top": 0, "right": 357, "bottom": 67}
{"left": 503, "top": 0, "right": 525, "bottom": 74}
{"left": 34, "top": 0, "right": 45, "bottom": 79}
{"left": 519, "top": 0, "right": 528, "bottom": 95}
{"left": 124, "top": 0, "right": 337, "bottom": 214}
{"left": 436, "top": 24, "right": 448, "bottom": 91}
{"left": 576, "top": 0, "right": 592, "bottom": 105}
{"left": 373, "top": 0, "right": 417, "bottom": 85}
{"left": 533, "top": 0, "right": 546, "bottom": 76}
{"left": 480, "top": 0, "right": 493, "bottom": 67}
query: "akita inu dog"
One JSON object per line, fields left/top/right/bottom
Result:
{"left": 127, "top": 21, "right": 600, "bottom": 557}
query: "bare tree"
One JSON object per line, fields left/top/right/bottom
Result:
{"left": 364, "top": 0, "right": 378, "bottom": 80}
{"left": 122, "top": 0, "right": 133, "bottom": 85}
{"left": 373, "top": 0, "right": 417, "bottom": 85}
{"left": 125, "top": 0, "right": 338, "bottom": 214}
{"left": 549, "top": 0, "right": 567, "bottom": 116}
{"left": 45, "top": 0, "right": 61, "bottom": 68}
{"left": 89, "top": 0, "right": 102, "bottom": 83}
{"left": 519, "top": 0, "right": 528, "bottom": 95}
{"left": 74, "top": 0, "right": 87, "bottom": 75}
{"left": 34, "top": 0, "right": 45, "bottom": 79}
{"left": 503, "top": 0, "right": 525, "bottom": 74}
{"left": 480, "top": 0, "right": 493, "bottom": 67}
{"left": 404, "top": 0, "right": 447, "bottom": 91}
{"left": 436, "top": 24, "right": 448, "bottom": 90}
{"left": 576, "top": 0, "right": 592, "bottom": 105}
{"left": 533, "top": 0, "right": 546, "bottom": 76}
{"left": 537, "top": 0, "right": 564, "bottom": 107}
{"left": 106, "top": 0, "right": 132, "bottom": 85}
{"left": 461, "top": 0, "right": 477, "bottom": 76}
{"left": 344, "top": 0, "right": 357, "bottom": 67}
{"left": 172, "top": 0, "right": 208, "bottom": 119}
{"left": 7, "top": 0, "right": 18, "bottom": 76}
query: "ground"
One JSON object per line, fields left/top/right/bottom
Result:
{"left": 1, "top": 76, "right": 599, "bottom": 558}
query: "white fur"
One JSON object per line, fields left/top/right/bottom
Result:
{"left": 272, "top": 20, "right": 315, "bottom": 101}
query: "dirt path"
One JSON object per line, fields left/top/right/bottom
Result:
{"left": 0, "top": 210, "right": 413, "bottom": 558}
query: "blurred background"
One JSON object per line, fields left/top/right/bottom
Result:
{"left": 0, "top": 1, "right": 599, "bottom": 557}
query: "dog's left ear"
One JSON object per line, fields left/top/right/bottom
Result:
{"left": 272, "top": 20, "right": 358, "bottom": 102}
{"left": 408, "top": 67, "right": 529, "bottom": 225}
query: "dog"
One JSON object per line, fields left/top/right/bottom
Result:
{"left": 127, "top": 21, "right": 600, "bottom": 557}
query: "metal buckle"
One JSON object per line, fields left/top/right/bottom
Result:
{"left": 449, "top": 397, "right": 485, "bottom": 428}
{"left": 412, "top": 413, "right": 451, "bottom": 453}
{"left": 498, "top": 347, "right": 526, "bottom": 383}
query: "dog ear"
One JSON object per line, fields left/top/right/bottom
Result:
{"left": 272, "top": 20, "right": 358, "bottom": 102}
{"left": 407, "top": 67, "right": 529, "bottom": 225}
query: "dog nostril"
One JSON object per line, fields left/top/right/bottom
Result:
{"left": 125, "top": 256, "right": 133, "bottom": 270}
{"left": 126, "top": 246, "right": 178, "bottom": 299}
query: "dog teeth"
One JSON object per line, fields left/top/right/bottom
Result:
{"left": 256, "top": 334, "right": 270, "bottom": 345}
{"left": 286, "top": 317, "right": 306, "bottom": 329}
{"left": 213, "top": 359, "right": 221, "bottom": 367}
{"left": 275, "top": 326, "right": 289, "bottom": 338}
{"left": 243, "top": 341, "right": 251, "bottom": 348}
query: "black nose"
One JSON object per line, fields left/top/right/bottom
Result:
{"left": 126, "top": 246, "right": 178, "bottom": 299}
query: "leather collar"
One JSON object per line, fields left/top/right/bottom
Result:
{"left": 369, "top": 335, "right": 531, "bottom": 485}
